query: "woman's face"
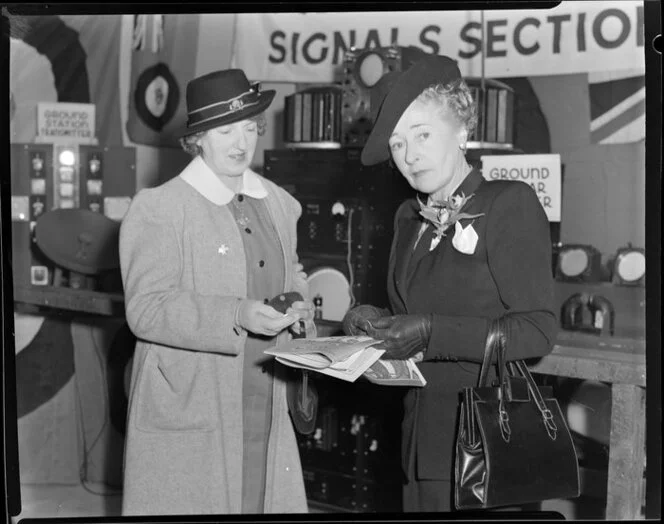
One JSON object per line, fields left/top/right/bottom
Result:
{"left": 388, "top": 98, "right": 467, "bottom": 198}
{"left": 197, "top": 118, "right": 259, "bottom": 177}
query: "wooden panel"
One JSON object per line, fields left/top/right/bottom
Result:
{"left": 13, "top": 286, "right": 125, "bottom": 317}
{"left": 530, "top": 332, "right": 645, "bottom": 387}
{"left": 605, "top": 384, "right": 646, "bottom": 520}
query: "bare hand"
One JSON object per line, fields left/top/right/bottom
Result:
{"left": 287, "top": 300, "right": 315, "bottom": 335}
{"left": 236, "top": 300, "right": 296, "bottom": 336}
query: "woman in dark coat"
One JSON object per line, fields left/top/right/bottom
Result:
{"left": 342, "top": 55, "right": 557, "bottom": 512}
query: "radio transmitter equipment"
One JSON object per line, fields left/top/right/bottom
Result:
{"left": 10, "top": 143, "right": 136, "bottom": 315}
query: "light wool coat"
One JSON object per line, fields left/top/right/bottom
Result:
{"left": 119, "top": 157, "right": 309, "bottom": 515}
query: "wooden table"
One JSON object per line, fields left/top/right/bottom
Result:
{"left": 316, "top": 319, "right": 648, "bottom": 518}
{"left": 14, "top": 285, "right": 125, "bottom": 317}
{"left": 530, "top": 331, "right": 646, "bottom": 521}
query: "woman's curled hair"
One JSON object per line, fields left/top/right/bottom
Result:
{"left": 417, "top": 79, "right": 478, "bottom": 139}
{"left": 179, "top": 112, "right": 268, "bottom": 156}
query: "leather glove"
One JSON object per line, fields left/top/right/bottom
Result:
{"left": 342, "top": 304, "right": 390, "bottom": 336}
{"left": 364, "top": 314, "right": 433, "bottom": 360}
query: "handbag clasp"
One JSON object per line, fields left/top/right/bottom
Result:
{"left": 542, "top": 408, "right": 558, "bottom": 440}
{"left": 498, "top": 404, "right": 511, "bottom": 443}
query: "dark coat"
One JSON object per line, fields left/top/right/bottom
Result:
{"left": 387, "top": 168, "right": 557, "bottom": 481}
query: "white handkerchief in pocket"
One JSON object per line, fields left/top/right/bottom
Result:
{"left": 452, "top": 222, "right": 479, "bottom": 255}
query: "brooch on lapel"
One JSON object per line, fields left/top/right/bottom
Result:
{"left": 418, "top": 193, "right": 484, "bottom": 252}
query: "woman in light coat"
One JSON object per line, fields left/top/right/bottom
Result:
{"left": 119, "top": 69, "right": 314, "bottom": 515}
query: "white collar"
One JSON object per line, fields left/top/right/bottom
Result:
{"left": 179, "top": 155, "right": 268, "bottom": 205}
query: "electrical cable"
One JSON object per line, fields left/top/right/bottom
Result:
{"left": 346, "top": 208, "right": 356, "bottom": 309}
{"left": 76, "top": 323, "right": 122, "bottom": 497}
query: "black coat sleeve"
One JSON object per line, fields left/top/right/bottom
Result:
{"left": 426, "top": 182, "right": 557, "bottom": 362}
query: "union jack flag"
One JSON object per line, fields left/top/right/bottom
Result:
{"left": 589, "top": 70, "right": 645, "bottom": 145}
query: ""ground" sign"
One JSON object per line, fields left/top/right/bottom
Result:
{"left": 481, "top": 153, "right": 562, "bottom": 222}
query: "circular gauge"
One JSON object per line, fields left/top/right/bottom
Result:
{"left": 615, "top": 251, "right": 645, "bottom": 282}
{"left": 306, "top": 267, "right": 352, "bottom": 321}
{"left": 357, "top": 52, "right": 385, "bottom": 88}
{"left": 559, "top": 248, "right": 589, "bottom": 277}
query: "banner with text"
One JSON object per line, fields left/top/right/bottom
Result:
{"left": 231, "top": 2, "right": 645, "bottom": 83}
{"left": 481, "top": 154, "right": 562, "bottom": 222}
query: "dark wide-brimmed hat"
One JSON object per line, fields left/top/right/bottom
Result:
{"left": 361, "top": 55, "right": 462, "bottom": 166}
{"left": 179, "top": 69, "right": 276, "bottom": 137}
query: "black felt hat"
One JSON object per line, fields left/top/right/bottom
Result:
{"left": 180, "top": 69, "right": 275, "bottom": 137}
{"left": 361, "top": 55, "right": 462, "bottom": 166}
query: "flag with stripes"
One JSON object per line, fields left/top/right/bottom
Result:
{"left": 589, "top": 70, "right": 645, "bottom": 145}
{"left": 126, "top": 14, "right": 199, "bottom": 147}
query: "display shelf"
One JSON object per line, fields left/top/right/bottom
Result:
{"left": 13, "top": 285, "right": 125, "bottom": 317}
{"left": 466, "top": 140, "right": 516, "bottom": 151}
{"left": 284, "top": 141, "right": 342, "bottom": 150}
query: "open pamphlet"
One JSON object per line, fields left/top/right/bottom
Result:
{"left": 264, "top": 336, "right": 427, "bottom": 387}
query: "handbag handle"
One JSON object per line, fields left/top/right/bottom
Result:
{"left": 513, "top": 360, "right": 559, "bottom": 440}
{"left": 474, "top": 317, "right": 560, "bottom": 443}
{"left": 463, "top": 316, "right": 509, "bottom": 446}
{"left": 478, "top": 317, "right": 506, "bottom": 388}
{"left": 477, "top": 317, "right": 512, "bottom": 441}
{"left": 500, "top": 337, "right": 560, "bottom": 441}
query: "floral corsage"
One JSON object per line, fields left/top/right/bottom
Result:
{"left": 418, "top": 193, "right": 484, "bottom": 251}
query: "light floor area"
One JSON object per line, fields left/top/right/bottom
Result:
{"left": 12, "top": 483, "right": 122, "bottom": 521}
{"left": 11, "top": 482, "right": 327, "bottom": 521}
{"left": 12, "top": 482, "right": 625, "bottom": 520}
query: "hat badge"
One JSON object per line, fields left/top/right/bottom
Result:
{"left": 230, "top": 98, "right": 244, "bottom": 111}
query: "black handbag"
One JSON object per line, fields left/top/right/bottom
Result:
{"left": 454, "top": 316, "right": 580, "bottom": 510}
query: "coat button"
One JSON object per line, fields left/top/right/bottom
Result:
{"left": 237, "top": 194, "right": 244, "bottom": 202}
{"left": 259, "top": 260, "right": 265, "bottom": 267}
{"left": 264, "top": 298, "right": 269, "bottom": 304}
{"left": 245, "top": 227, "right": 252, "bottom": 234}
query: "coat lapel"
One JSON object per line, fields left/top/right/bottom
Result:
{"left": 400, "top": 168, "right": 486, "bottom": 301}
{"left": 263, "top": 187, "right": 290, "bottom": 293}
{"left": 409, "top": 223, "right": 435, "bottom": 268}
{"left": 409, "top": 168, "right": 486, "bottom": 265}
{"left": 455, "top": 167, "right": 485, "bottom": 201}
{"left": 392, "top": 201, "right": 422, "bottom": 311}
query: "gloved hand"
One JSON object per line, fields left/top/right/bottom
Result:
{"left": 235, "top": 299, "right": 296, "bottom": 336}
{"left": 342, "top": 304, "right": 390, "bottom": 336}
{"left": 364, "top": 314, "right": 433, "bottom": 360}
